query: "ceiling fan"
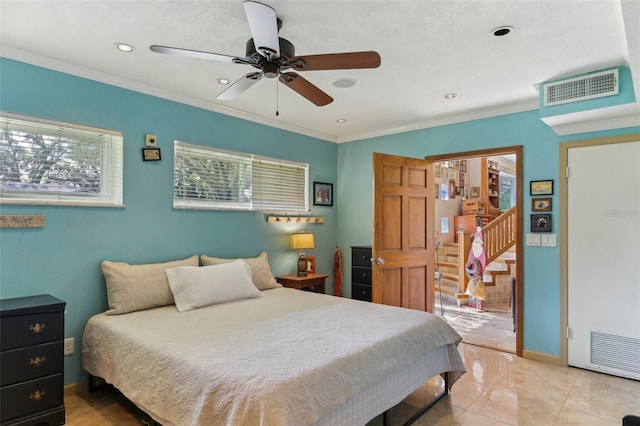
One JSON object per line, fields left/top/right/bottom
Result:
{"left": 150, "top": 1, "right": 381, "bottom": 107}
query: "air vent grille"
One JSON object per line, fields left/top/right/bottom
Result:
{"left": 590, "top": 330, "right": 640, "bottom": 374}
{"left": 544, "top": 69, "right": 619, "bottom": 107}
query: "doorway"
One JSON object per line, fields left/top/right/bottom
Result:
{"left": 426, "top": 146, "right": 523, "bottom": 356}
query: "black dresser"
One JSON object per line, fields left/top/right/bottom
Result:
{"left": 351, "top": 246, "right": 372, "bottom": 302}
{"left": 0, "top": 295, "right": 66, "bottom": 426}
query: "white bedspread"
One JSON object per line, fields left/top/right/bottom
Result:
{"left": 82, "top": 288, "right": 464, "bottom": 426}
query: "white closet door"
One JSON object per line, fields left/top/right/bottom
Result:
{"left": 567, "top": 140, "right": 640, "bottom": 380}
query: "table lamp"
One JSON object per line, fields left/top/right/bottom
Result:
{"left": 291, "top": 233, "right": 315, "bottom": 276}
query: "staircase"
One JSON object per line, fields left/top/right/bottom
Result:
{"left": 435, "top": 207, "right": 517, "bottom": 306}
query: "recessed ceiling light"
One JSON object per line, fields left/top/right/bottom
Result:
{"left": 332, "top": 78, "right": 356, "bottom": 89}
{"left": 491, "top": 26, "right": 513, "bottom": 37}
{"left": 115, "top": 43, "right": 134, "bottom": 53}
{"left": 336, "top": 118, "right": 347, "bottom": 124}
{"left": 217, "top": 78, "right": 231, "bottom": 85}
{"left": 443, "top": 93, "right": 457, "bottom": 100}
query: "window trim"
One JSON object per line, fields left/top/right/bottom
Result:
{"left": 0, "top": 112, "right": 124, "bottom": 207}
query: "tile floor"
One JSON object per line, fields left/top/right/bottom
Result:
{"left": 64, "top": 343, "right": 640, "bottom": 425}
{"left": 434, "top": 296, "right": 516, "bottom": 353}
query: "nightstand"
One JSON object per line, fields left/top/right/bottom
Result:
{"left": 276, "top": 273, "right": 329, "bottom": 294}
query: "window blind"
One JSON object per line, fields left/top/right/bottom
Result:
{"left": 0, "top": 113, "right": 124, "bottom": 207}
{"left": 173, "top": 141, "right": 308, "bottom": 212}
{"left": 253, "top": 156, "right": 308, "bottom": 211}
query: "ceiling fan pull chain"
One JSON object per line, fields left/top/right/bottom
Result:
{"left": 276, "top": 78, "right": 279, "bottom": 116}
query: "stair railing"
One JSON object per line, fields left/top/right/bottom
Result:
{"left": 482, "top": 206, "right": 517, "bottom": 265}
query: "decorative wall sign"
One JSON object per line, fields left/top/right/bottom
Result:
{"left": 0, "top": 215, "right": 45, "bottom": 228}
{"left": 142, "top": 147, "right": 162, "bottom": 161}
{"left": 267, "top": 216, "right": 324, "bottom": 224}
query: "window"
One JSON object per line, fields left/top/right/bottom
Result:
{"left": 0, "top": 113, "right": 123, "bottom": 207}
{"left": 174, "top": 141, "right": 308, "bottom": 212}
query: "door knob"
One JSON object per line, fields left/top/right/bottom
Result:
{"left": 375, "top": 257, "right": 385, "bottom": 264}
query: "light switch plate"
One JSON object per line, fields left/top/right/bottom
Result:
{"left": 541, "top": 233, "right": 557, "bottom": 247}
{"left": 526, "top": 233, "right": 540, "bottom": 246}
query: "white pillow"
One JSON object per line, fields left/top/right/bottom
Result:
{"left": 200, "top": 251, "right": 281, "bottom": 290}
{"left": 166, "top": 260, "right": 263, "bottom": 312}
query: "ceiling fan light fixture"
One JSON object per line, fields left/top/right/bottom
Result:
{"left": 491, "top": 26, "right": 513, "bottom": 37}
{"left": 115, "top": 43, "right": 134, "bottom": 53}
{"left": 332, "top": 78, "right": 357, "bottom": 88}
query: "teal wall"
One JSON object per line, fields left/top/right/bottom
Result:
{"left": 0, "top": 58, "right": 337, "bottom": 384}
{"left": 336, "top": 112, "right": 640, "bottom": 357}
{"left": 2, "top": 57, "right": 639, "bottom": 385}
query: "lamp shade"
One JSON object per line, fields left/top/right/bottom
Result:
{"left": 291, "top": 233, "right": 315, "bottom": 250}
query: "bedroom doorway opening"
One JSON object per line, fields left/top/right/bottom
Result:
{"left": 426, "top": 147, "right": 523, "bottom": 356}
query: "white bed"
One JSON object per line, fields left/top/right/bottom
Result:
{"left": 83, "top": 288, "right": 464, "bottom": 426}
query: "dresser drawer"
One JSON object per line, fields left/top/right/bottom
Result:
{"left": 351, "top": 266, "right": 372, "bottom": 285}
{"left": 1, "top": 313, "right": 63, "bottom": 352}
{"left": 0, "top": 374, "right": 63, "bottom": 422}
{"left": 352, "top": 247, "right": 372, "bottom": 267}
{"left": 352, "top": 284, "right": 372, "bottom": 302}
{"left": 1, "top": 342, "right": 64, "bottom": 387}
{"left": 3, "top": 406, "right": 65, "bottom": 426}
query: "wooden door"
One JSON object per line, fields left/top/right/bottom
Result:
{"left": 372, "top": 153, "right": 434, "bottom": 311}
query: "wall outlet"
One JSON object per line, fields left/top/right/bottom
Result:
{"left": 145, "top": 134, "right": 157, "bottom": 147}
{"left": 64, "top": 337, "right": 74, "bottom": 356}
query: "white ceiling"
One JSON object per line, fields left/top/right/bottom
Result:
{"left": 1, "top": 1, "right": 638, "bottom": 143}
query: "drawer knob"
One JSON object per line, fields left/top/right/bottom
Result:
{"left": 30, "top": 356, "right": 46, "bottom": 367}
{"left": 29, "top": 322, "right": 46, "bottom": 333}
{"left": 30, "top": 390, "right": 46, "bottom": 401}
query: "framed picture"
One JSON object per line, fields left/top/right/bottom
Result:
{"left": 448, "top": 180, "right": 456, "bottom": 199}
{"left": 532, "top": 197, "right": 552, "bottom": 211}
{"left": 530, "top": 180, "right": 553, "bottom": 196}
{"left": 313, "top": 182, "right": 333, "bottom": 206}
{"left": 142, "top": 147, "right": 161, "bottom": 161}
{"left": 471, "top": 186, "right": 480, "bottom": 198}
{"left": 305, "top": 256, "right": 316, "bottom": 273}
{"left": 531, "top": 214, "right": 552, "bottom": 232}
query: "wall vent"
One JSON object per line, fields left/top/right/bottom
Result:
{"left": 590, "top": 331, "right": 640, "bottom": 377}
{"left": 544, "top": 69, "right": 619, "bottom": 107}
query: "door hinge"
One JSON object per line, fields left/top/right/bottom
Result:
{"left": 566, "top": 326, "right": 572, "bottom": 340}
{"left": 565, "top": 166, "right": 570, "bottom": 178}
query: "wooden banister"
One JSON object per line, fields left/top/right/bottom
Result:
{"left": 482, "top": 206, "right": 517, "bottom": 265}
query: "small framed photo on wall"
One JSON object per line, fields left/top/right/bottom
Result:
{"left": 532, "top": 197, "right": 552, "bottom": 212}
{"left": 313, "top": 182, "right": 333, "bottom": 206}
{"left": 531, "top": 214, "right": 552, "bottom": 232}
{"left": 530, "top": 180, "right": 553, "bottom": 196}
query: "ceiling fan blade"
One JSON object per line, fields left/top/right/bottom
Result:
{"left": 243, "top": 1, "right": 280, "bottom": 59}
{"left": 279, "top": 72, "right": 333, "bottom": 106}
{"left": 289, "top": 51, "right": 381, "bottom": 71}
{"left": 216, "top": 72, "right": 262, "bottom": 100}
{"left": 150, "top": 45, "right": 238, "bottom": 63}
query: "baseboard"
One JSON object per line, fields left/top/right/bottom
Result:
{"left": 522, "top": 349, "right": 561, "bottom": 365}
{"left": 64, "top": 380, "right": 88, "bottom": 397}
